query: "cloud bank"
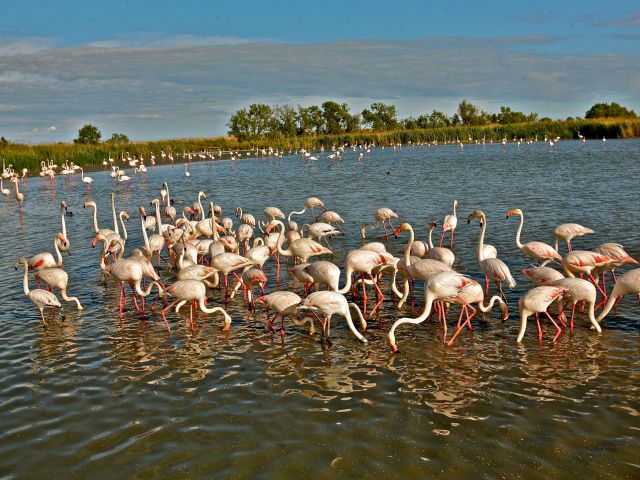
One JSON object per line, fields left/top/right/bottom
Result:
{"left": 0, "top": 36, "right": 638, "bottom": 142}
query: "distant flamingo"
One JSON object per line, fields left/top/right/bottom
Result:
{"left": 268, "top": 220, "right": 332, "bottom": 263}
{"left": 553, "top": 223, "right": 594, "bottom": 252}
{"left": 15, "top": 258, "right": 62, "bottom": 325}
{"left": 13, "top": 178, "right": 24, "bottom": 206}
{"left": 507, "top": 209, "right": 562, "bottom": 264}
{"left": 288, "top": 197, "right": 327, "bottom": 222}
{"left": 360, "top": 207, "right": 398, "bottom": 240}
{"left": 440, "top": 200, "right": 458, "bottom": 248}
{"left": 0, "top": 178, "right": 9, "bottom": 196}
{"left": 79, "top": 167, "right": 93, "bottom": 190}
{"left": 517, "top": 286, "right": 566, "bottom": 342}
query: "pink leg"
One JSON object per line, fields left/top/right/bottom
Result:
{"left": 450, "top": 230, "right": 454, "bottom": 250}
{"left": 535, "top": 313, "right": 542, "bottom": 341}
{"left": 361, "top": 273, "right": 368, "bottom": 317}
{"left": 570, "top": 303, "right": 577, "bottom": 330}
{"left": 545, "top": 311, "right": 562, "bottom": 342}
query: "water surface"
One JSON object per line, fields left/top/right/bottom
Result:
{"left": 0, "top": 140, "right": 638, "bottom": 478}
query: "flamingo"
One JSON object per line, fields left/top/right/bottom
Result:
{"left": 28, "top": 234, "right": 67, "bottom": 270}
{"left": 288, "top": 197, "right": 327, "bottom": 222}
{"left": 596, "top": 269, "right": 640, "bottom": 324}
{"left": 139, "top": 206, "right": 166, "bottom": 265}
{"left": 15, "top": 258, "right": 61, "bottom": 326}
{"left": 394, "top": 223, "right": 452, "bottom": 308}
{"left": 230, "top": 267, "right": 267, "bottom": 310}
{"left": 440, "top": 200, "right": 458, "bottom": 248}
{"left": 517, "top": 286, "right": 567, "bottom": 342}
{"left": 236, "top": 207, "right": 256, "bottom": 227}
{"left": 84, "top": 193, "right": 119, "bottom": 246}
{"left": 300, "top": 222, "right": 341, "bottom": 243}
{"left": 304, "top": 261, "right": 341, "bottom": 291}
{"left": 297, "top": 291, "right": 368, "bottom": 344}
{"left": 267, "top": 220, "right": 332, "bottom": 263}
{"left": 360, "top": 207, "right": 398, "bottom": 240}
{"left": 264, "top": 206, "right": 285, "bottom": 222}
{"left": 550, "top": 278, "right": 601, "bottom": 332}
{"left": 256, "top": 291, "right": 313, "bottom": 337}
{"left": 446, "top": 281, "right": 509, "bottom": 345}
{"left": 388, "top": 271, "right": 476, "bottom": 351}
{"left": 13, "top": 178, "right": 24, "bottom": 206}
{"left": 209, "top": 252, "right": 255, "bottom": 301}
{"left": 593, "top": 243, "right": 638, "bottom": 290}
{"left": 0, "top": 177, "right": 9, "bottom": 196}
{"left": 162, "top": 182, "right": 177, "bottom": 222}
{"left": 467, "top": 210, "right": 516, "bottom": 296}
{"left": 160, "top": 280, "right": 231, "bottom": 332}
{"left": 561, "top": 250, "right": 612, "bottom": 300}
{"left": 337, "top": 248, "right": 398, "bottom": 316}
{"left": 79, "top": 167, "right": 93, "bottom": 190}
{"left": 318, "top": 210, "right": 345, "bottom": 231}
{"left": 507, "top": 209, "right": 562, "bottom": 264}
{"left": 522, "top": 266, "right": 565, "bottom": 286}
{"left": 33, "top": 267, "right": 83, "bottom": 310}
{"left": 426, "top": 221, "right": 455, "bottom": 267}
{"left": 58, "top": 201, "right": 71, "bottom": 253}
{"left": 245, "top": 238, "right": 273, "bottom": 269}
{"left": 553, "top": 223, "right": 594, "bottom": 252}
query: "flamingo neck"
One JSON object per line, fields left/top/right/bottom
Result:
{"left": 61, "top": 206, "right": 67, "bottom": 237}
{"left": 477, "top": 214, "right": 487, "bottom": 262}
{"left": 140, "top": 211, "right": 151, "bottom": 256}
{"left": 198, "top": 194, "right": 205, "bottom": 221}
{"left": 119, "top": 213, "right": 128, "bottom": 241}
{"left": 288, "top": 208, "right": 306, "bottom": 222}
{"left": 428, "top": 225, "right": 435, "bottom": 249}
{"left": 111, "top": 194, "right": 119, "bottom": 235}
{"left": 403, "top": 225, "right": 414, "bottom": 267}
{"left": 21, "top": 263, "right": 30, "bottom": 295}
{"left": 514, "top": 213, "right": 525, "bottom": 250}
{"left": 54, "top": 238, "right": 64, "bottom": 267}
{"left": 273, "top": 221, "right": 292, "bottom": 257}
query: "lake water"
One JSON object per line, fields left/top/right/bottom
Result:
{"left": 0, "top": 139, "right": 638, "bottom": 479}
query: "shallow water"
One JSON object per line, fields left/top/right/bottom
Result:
{"left": 0, "top": 140, "right": 639, "bottom": 479}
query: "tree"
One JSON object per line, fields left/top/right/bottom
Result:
{"left": 107, "top": 133, "right": 129, "bottom": 144}
{"left": 228, "top": 108, "right": 251, "bottom": 139}
{"left": 361, "top": 102, "right": 398, "bottom": 130}
{"left": 321, "top": 101, "right": 357, "bottom": 134}
{"left": 297, "top": 105, "right": 325, "bottom": 135}
{"left": 429, "top": 110, "right": 450, "bottom": 127}
{"left": 496, "top": 106, "right": 529, "bottom": 124}
{"left": 0, "top": 136, "right": 8, "bottom": 147}
{"left": 585, "top": 102, "right": 637, "bottom": 119}
{"left": 74, "top": 124, "right": 101, "bottom": 144}
{"left": 227, "top": 103, "right": 275, "bottom": 139}
{"left": 457, "top": 99, "right": 480, "bottom": 125}
{"left": 273, "top": 105, "right": 297, "bottom": 137}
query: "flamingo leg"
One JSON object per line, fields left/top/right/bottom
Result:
{"left": 160, "top": 300, "right": 178, "bottom": 331}
{"left": 570, "top": 303, "right": 577, "bottom": 331}
{"left": 450, "top": 229, "right": 454, "bottom": 250}
{"left": 535, "top": 313, "right": 542, "bottom": 341}
{"left": 588, "top": 273, "right": 607, "bottom": 299}
{"left": 361, "top": 273, "right": 368, "bottom": 317}
{"left": 189, "top": 301, "right": 195, "bottom": 333}
{"left": 544, "top": 311, "right": 562, "bottom": 342}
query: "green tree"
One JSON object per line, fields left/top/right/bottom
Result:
{"left": 321, "top": 101, "right": 357, "bottom": 134}
{"left": 247, "top": 103, "right": 275, "bottom": 136}
{"left": 107, "top": 133, "right": 129, "bottom": 144}
{"left": 429, "top": 110, "right": 450, "bottom": 127}
{"left": 585, "top": 102, "right": 637, "bottom": 119}
{"left": 496, "top": 106, "right": 529, "bottom": 124}
{"left": 361, "top": 102, "right": 398, "bottom": 130}
{"left": 74, "top": 124, "right": 101, "bottom": 144}
{"left": 457, "top": 99, "right": 479, "bottom": 125}
{"left": 228, "top": 108, "right": 251, "bottom": 139}
{"left": 0, "top": 136, "right": 8, "bottom": 147}
{"left": 297, "top": 105, "right": 325, "bottom": 135}
{"left": 273, "top": 105, "right": 297, "bottom": 137}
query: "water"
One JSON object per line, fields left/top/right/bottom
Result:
{"left": 0, "top": 140, "right": 639, "bottom": 478}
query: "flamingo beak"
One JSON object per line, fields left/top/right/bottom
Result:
{"left": 393, "top": 228, "right": 401, "bottom": 238}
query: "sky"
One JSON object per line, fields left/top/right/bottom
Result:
{"left": 1, "top": 0, "right": 639, "bottom": 143}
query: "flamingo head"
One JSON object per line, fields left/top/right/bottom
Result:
{"left": 499, "top": 301, "right": 509, "bottom": 321}
{"left": 140, "top": 206, "right": 147, "bottom": 217}
{"left": 506, "top": 208, "right": 522, "bottom": 219}
{"left": 393, "top": 223, "right": 411, "bottom": 238}
{"left": 256, "top": 295, "right": 267, "bottom": 305}
{"left": 467, "top": 210, "right": 484, "bottom": 226}
{"left": 429, "top": 220, "right": 437, "bottom": 230}
{"left": 390, "top": 342, "right": 399, "bottom": 353}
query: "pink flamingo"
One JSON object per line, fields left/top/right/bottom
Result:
{"left": 160, "top": 280, "right": 231, "bottom": 332}
{"left": 297, "top": 291, "right": 368, "bottom": 344}
{"left": 517, "top": 286, "right": 566, "bottom": 342}
{"left": 15, "top": 258, "right": 62, "bottom": 326}
{"left": 522, "top": 266, "right": 565, "bottom": 286}
{"left": 597, "top": 269, "right": 640, "bottom": 324}
{"left": 28, "top": 234, "right": 67, "bottom": 271}
{"left": 553, "top": 223, "right": 594, "bottom": 252}
{"left": 256, "top": 291, "right": 312, "bottom": 337}
{"left": 550, "top": 278, "right": 601, "bottom": 332}
{"left": 507, "top": 209, "right": 562, "bottom": 264}
{"left": 440, "top": 200, "right": 458, "bottom": 248}
{"left": 267, "top": 220, "right": 332, "bottom": 263}
{"left": 33, "top": 267, "right": 83, "bottom": 310}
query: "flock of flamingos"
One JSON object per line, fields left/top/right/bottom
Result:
{"left": 6, "top": 150, "right": 640, "bottom": 352}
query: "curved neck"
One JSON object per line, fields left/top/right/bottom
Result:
{"left": 345, "top": 303, "right": 367, "bottom": 342}
{"left": 477, "top": 214, "right": 487, "bottom": 261}
{"left": 119, "top": 213, "right": 128, "bottom": 240}
{"left": 428, "top": 225, "right": 435, "bottom": 249}
{"left": 403, "top": 225, "right": 414, "bottom": 267}
{"left": 140, "top": 211, "right": 151, "bottom": 255}
{"left": 154, "top": 202, "right": 164, "bottom": 231}
{"left": 21, "top": 263, "right": 30, "bottom": 294}
{"left": 288, "top": 208, "right": 306, "bottom": 222}
{"left": 61, "top": 205, "right": 67, "bottom": 237}
{"left": 337, "top": 267, "right": 353, "bottom": 294}
{"left": 596, "top": 295, "right": 617, "bottom": 323}
{"left": 210, "top": 203, "right": 220, "bottom": 241}
{"left": 165, "top": 183, "right": 171, "bottom": 205}
{"left": 480, "top": 295, "right": 502, "bottom": 313}
{"left": 111, "top": 194, "right": 119, "bottom": 235}
{"left": 198, "top": 193, "right": 205, "bottom": 220}
{"left": 452, "top": 202, "right": 457, "bottom": 216}
{"left": 91, "top": 204, "right": 99, "bottom": 233}
{"left": 514, "top": 214, "right": 524, "bottom": 249}
{"left": 273, "top": 221, "right": 292, "bottom": 257}
{"left": 53, "top": 238, "right": 64, "bottom": 267}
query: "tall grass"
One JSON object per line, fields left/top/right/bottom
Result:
{"left": 2, "top": 118, "right": 639, "bottom": 173}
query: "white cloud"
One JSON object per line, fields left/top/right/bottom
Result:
{"left": 0, "top": 36, "right": 638, "bottom": 142}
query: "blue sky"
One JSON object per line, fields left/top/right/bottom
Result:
{"left": 1, "top": 0, "right": 639, "bottom": 142}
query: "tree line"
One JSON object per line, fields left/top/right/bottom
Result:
{"left": 227, "top": 100, "right": 637, "bottom": 140}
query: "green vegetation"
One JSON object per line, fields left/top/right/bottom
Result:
{"left": 74, "top": 124, "right": 102, "bottom": 144}
{"left": 585, "top": 102, "right": 636, "bottom": 119}
{"left": 1, "top": 101, "right": 639, "bottom": 173}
